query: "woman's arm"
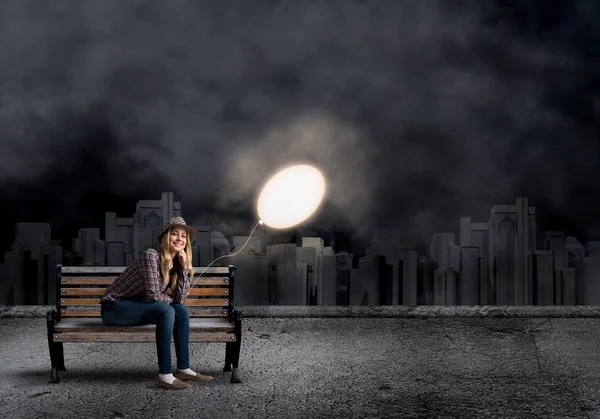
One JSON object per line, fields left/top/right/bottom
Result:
{"left": 172, "top": 268, "right": 191, "bottom": 304}
{"left": 140, "top": 249, "right": 173, "bottom": 304}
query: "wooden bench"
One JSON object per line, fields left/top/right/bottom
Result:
{"left": 46, "top": 264, "right": 243, "bottom": 384}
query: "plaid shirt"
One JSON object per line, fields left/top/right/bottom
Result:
{"left": 101, "top": 249, "right": 191, "bottom": 304}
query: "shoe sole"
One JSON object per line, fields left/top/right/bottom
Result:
{"left": 174, "top": 371, "right": 214, "bottom": 383}
{"left": 155, "top": 377, "right": 190, "bottom": 390}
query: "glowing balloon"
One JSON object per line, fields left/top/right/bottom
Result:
{"left": 257, "top": 165, "right": 326, "bottom": 229}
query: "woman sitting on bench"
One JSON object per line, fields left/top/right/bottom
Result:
{"left": 100, "top": 216, "right": 213, "bottom": 390}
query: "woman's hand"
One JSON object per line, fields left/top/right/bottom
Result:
{"left": 178, "top": 250, "right": 187, "bottom": 267}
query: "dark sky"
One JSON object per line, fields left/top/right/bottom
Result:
{"left": 1, "top": 0, "right": 599, "bottom": 257}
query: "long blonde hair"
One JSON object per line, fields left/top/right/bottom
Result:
{"left": 160, "top": 228, "right": 195, "bottom": 295}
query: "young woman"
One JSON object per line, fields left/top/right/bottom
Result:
{"left": 100, "top": 216, "right": 213, "bottom": 390}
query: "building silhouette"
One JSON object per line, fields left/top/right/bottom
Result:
{"left": 434, "top": 266, "right": 459, "bottom": 305}
{"left": 73, "top": 228, "right": 101, "bottom": 265}
{"left": 366, "top": 228, "right": 403, "bottom": 305}
{"left": 417, "top": 256, "right": 436, "bottom": 305}
{"left": 565, "top": 237, "right": 585, "bottom": 304}
{"left": 266, "top": 243, "right": 299, "bottom": 305}
{"left": 105, "top": 213, "right": 134, "bottom": 265}
{"left": 560, "top": 268, "right": 576, "bottom": 305}
{"left": 433, "top": 233, "right": 455, "bottom": 269}
{"left": 401, "top": 251, "right": 418, "bottom": 305}
{"left": 116, "top": 217, "right": 134, "bottom": 265}
{"left": 357, "top": 255, "right": 390, "bottom": 305}
{"left": 192, "top": 226, "right": 211, "bottom": 267}
{"left": 446, "top": 267, "right": 459, "bottom": 304}
{"left": 297, "top": 245, "right": 317, "bottom": 303}
{"left": 488, "top": 198, "right": 535, "bottom": 305}
{"left": 297, "top": 262, "right": 315, "bottom": 305}
{"left": 2, "top": 223, "right": 62, "bottom": 305}
{"left": 434, "top": 268, "right": 446, "bottom": 305}
{"left": 532, "top": 250, "right": 553, "bottom": 305}
{"left": 459, "top": 247, "right": 480, "bottom": 305}
{"left": 228, "top": 233, "right": 267, "bottom": 306}
{"left": 335, "top": 251, "right": 353, "bottom": 305}
{"left": 0, "top": 264, "right": 7, "bottom": 303}
{"left": 300, "top": 237, "right": 336, "bottom": 306}
{"left": 229, "top": 251, "right": 268, "bottom": 305}
{"left": 584, "top": 256, "right": 600, "bottom": 304}
{"left": 460, "top": 217, "right": 491, "bottom": 304}
{"left": 3, "top": 250, "right": 35, "bottom": 305}
{"left": 348, "top": 261, "right": 364, "bottom": 305}
{"left": 543, "top": 231, "right": 566, "bottom": 304}
{"left": 106, "top": 241, "right": 126, "bottom": 266}
{"left": 211, "top": 231, "right": 230, "bottom": 266}
{"left": 319, "top": 249, "right": 338, "bottom": 305}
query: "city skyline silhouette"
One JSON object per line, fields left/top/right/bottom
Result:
{"left": 2, "top": 192, "right": 599, "bottom": 308}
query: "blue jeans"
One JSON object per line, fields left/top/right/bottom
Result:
{"left": 100, "top": 300, "right": 190, "bottom": 374}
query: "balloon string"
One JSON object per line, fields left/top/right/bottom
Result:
{"left": 185, "top": 220, "right": 263, "bottom": 295}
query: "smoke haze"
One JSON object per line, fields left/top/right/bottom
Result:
{"left": 1, "top": 0, "right": 599, "bottom": 252}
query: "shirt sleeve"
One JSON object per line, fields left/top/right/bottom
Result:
{"left": 172, "top": 269, "right": 191, "bottom": 304}
{"left": 140, "top": 250, "right": 173, "bottom": 304}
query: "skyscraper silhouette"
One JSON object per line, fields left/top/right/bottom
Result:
{"left": 565, "top": 237, "right": 585, "bottom": 305}
{"left": 489, "top": 198, "right": 535, "bottom": 305}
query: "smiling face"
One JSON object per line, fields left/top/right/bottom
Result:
{"left": 168, "top": 227, "right": 188, "bottom": 257}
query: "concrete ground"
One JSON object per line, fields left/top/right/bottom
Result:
{"left": 2, "top": 315, "right": 600, "bottom": 419}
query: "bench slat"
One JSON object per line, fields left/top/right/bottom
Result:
{"left": 185, "top": 299, "right": 229, "bottom": 307}
{"left": 62, "top": 266, "right": 230, "bottom": 274}
{"left": 53, "top": 332, "right": 236, "bottom": 342}
{"left": 60, "top": 288, "right": 229, "bottom": 297}
{"left": 61, "top": 289, "right": 108, "bottom": 296}
{"left": 60, "top": 277, "right": 230, "bottom": 286}
{"left": 61, "top": 278, "right": 116, "bottom": 285}
{"left": 60, "top": 308, "right": 228, "bottom": 318}
{"left": 54, "top": 318, "right": 234, "bottom": 333}
{"left": 60, "top": 298, "right": 103, "bottom": 306}
{"left": 60, "top": 298, "right": 229, "bottom": 307}
{"left": 61, "top": 310, "right": 103, "bottom": 317}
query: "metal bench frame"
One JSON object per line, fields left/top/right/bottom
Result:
{"left": 46, "top": 264, "right": 243, "bottom": 384}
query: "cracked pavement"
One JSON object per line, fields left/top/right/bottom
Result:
{"left": 2, "top": 316, "right": 600, "bottom": 418}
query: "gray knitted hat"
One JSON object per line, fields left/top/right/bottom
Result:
{"left": 157, "top": 216, "right": 197, "bottom": 242}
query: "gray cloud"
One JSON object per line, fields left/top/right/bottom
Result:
{"left": 0, "top": 0, "right": 597, "bottom": 249}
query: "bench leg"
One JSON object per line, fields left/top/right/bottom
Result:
{"left": 223, "top": 342, "right": 233, "bottom": 372}
{"left": 56, "top": 342, "right": 66, "bottom": 371}
{"left": 50, "top": 366, "right": 59, "bottom": 383}
{"left": 46, "top": 310, "right": 62, "bottom": 383}
{"left": 230, "top": 309, "right": 243, "bottom": 384}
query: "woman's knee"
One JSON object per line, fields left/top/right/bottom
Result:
{"left": 155, "top": 302, "right": 176, "bottom": 320}
{"left": 171, "top": 303, "right": 190, "bottom": 318}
